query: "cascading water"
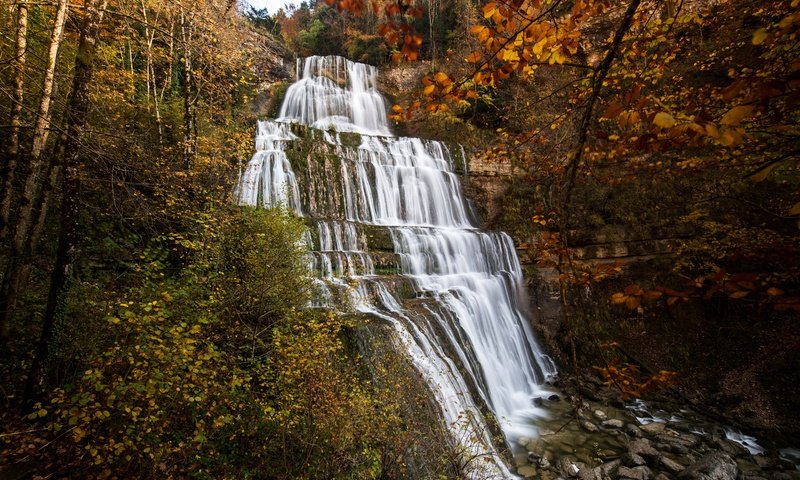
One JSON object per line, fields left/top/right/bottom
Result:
{"left": 236, "top": 55, "right": 557, "bottom": 478}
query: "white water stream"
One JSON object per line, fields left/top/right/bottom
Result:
{"left": 236, "top": 55, "right": 557, "bottom": 478}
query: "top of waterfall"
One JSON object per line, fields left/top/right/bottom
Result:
{"left": 276, "top": 56, "right": 393, "bottom": 137}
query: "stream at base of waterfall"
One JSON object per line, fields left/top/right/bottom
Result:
{"left": 236, "top": 55, "right": 557, "bottom": 478}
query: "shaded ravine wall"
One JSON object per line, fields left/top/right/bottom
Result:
{"left": 461, "top": 154, "right": 800, "bottom": 445}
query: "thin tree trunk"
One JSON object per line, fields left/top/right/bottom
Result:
{"left": 1, "top": 0, "right": 29, "bottom": 244}
{"left": 556, "top": 0, "right": 642, "bottom": 399}
{"left": 159, "top": 20, "right": 174, "bottom": 104}
{"left": 30, "top": 0, "right": 69, "bottom": 159}
{"left": 24, "top": 0, "right": 108, "bottom": 403}
{"left": 181, "top": 9, "right": 195, "bottom": 169}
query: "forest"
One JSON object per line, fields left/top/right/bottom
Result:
{"left": 0, "top": 0, "right": 798, "bottom": 478}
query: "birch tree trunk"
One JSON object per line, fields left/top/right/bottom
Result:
{"left": 0, "top": 0, "right": 68, "bottom": 344}
{"left": 30, "top": 0, "right": 69, "bottom": 159}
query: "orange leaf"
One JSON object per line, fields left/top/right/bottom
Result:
{"left": 601, "top": 102, "right": 624, "bottom": 120}
{"left": 466, "top": 51, "right": 482, "bottom": 63}
{"left": 626, "top": 296, "right": 641, "bottom": 310}
{"left": 610, "top": 293, "right": 627, "bottom": 305}
{"left": 624, "top": 284, "right": 643, "bottom": 296}
{"left": 642, "top": 290, "right": 663, "bottom": 300}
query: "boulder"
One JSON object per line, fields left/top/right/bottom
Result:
{"left": 677, "top": 452, "right": 738, "bottom": 480}
{"left": 618, "top": 466, "right": 654, "bottom": 480}
{"left": 629, "top": 439, "right": 660, "bottom": 463}
{"left": 549, "top": 394, "right": 561, "bottom": 402}
{"left": 658, "top": 456, "right": 685, "bottom": 475}
{"left": 595, "top": 410, "right": 609, "bottom": 421}
{"left": 622, "top": 453, "right": 647, "bottom": 467}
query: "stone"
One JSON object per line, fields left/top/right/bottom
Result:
{"left": 594, "top": 410, "right": 609, "bottom": 421}
{"left": 618, "top": 466, "right": 654, "bottom": 480}
{"left": 549, "top": 394, "right": 561, "bottom": 402}
{"left": 533, "top": 397, "right": 545, "bottom": 407}
{"left": 557, "top": 456, "right": 580, "bottom": 475}
{"left": 641, "top": 422, "right": 667, "bottom": 434}
{"left": 678, "top": 452, "right": 738, "bottom": 480}
{"left": 669, "top": 445, "right": 690, "bottom": 455}
{"left": 604, "top": 419, "right": 625, "bottom": 429}
{"left": 578, "top": 467, "right": 599, "bottom": 480}
{"left": 770, "top": 473, "right": 792, "bottom": 480}
{"left": 658, "top": 456, "right": 685, "bottom": 475}
{"left": 539, "top": 456, "right": 552, "bottom": 469}
{"left": 752, "top": 456, "right": 773, "bottom": 469}
{"left": 711, "top": 437, "right": 749, "bottom": 458}
{"left": 626, "top": 424, "right": 645, "bottom": 438}
{"left": 629, "top": 439, "right": 660, "bottom": 463}
{"left": 518, "top": 436, "right": 533, "bottom": 448}
{"left": 656, "top": 432, "right": 701, "bottom": 450}
{"left": 582, "top": 420, "right": 600, "bottom": 433}
{"left": 518, "top": 465, "right": 538, "bottom": 478}
{"left": 540, "top": 470, "right": 558, "bottom": 480}
{"left": 623, "top": 453, "right": 647, "bottom": 467}
{"left": 599, "top": 459, "right": 622, "bottom": 477}
{"left": 655, "top": 474, "right": 673, "bottom": 480}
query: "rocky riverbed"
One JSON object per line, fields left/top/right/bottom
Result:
{"left": 511, "top": 389, "right": 800, "bottom": 480}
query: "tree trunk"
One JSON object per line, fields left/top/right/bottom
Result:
{"left": 30, "top": 0, "right": 69, "bottom": 160}
{"left": 1, "top": 0, "right": 29, "bottom": 245}
{"left": 181, "top": 8, "right": 195, "bottom": 170}
{"left": 0, "top": 0, "right": 68, "bottom": 344}
{"left": 24, "top": 0, "right": 108, "bottom": 403}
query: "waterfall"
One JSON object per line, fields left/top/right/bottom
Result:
{"left": 237, "top": 55, "right": 557, "bottom": 478}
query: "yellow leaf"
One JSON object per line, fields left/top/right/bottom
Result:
{"left": 705, "top": 123, "right": 720, "bottom": 139}
{"left": 533, "top": 38, "right": 547, "bottom": 57}
{"left": 729, "top": 291, "right": 749, "bottom": 299}
{"left": 752, "top": 28, "right": 768, "bottom": 45}
{"left": 720, "top": 105, "right": 754, "bottom": 126}
{"left": 423, "top": 84, "right": 435, "bottom": 95}
{"left": 434, "top": 72, "right": 449, "bottom": 84}
{"left": 653, "top": 112, "right": 676, "bottom": 128}
{"left": 790, "top": 202, "right": 800, "bottom": 215}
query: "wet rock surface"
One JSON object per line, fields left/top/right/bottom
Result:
{"left": 511, "top": 391, "right": 800, "bottom": 480}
